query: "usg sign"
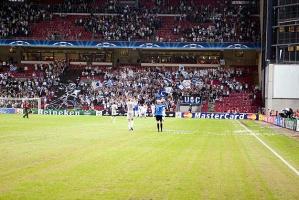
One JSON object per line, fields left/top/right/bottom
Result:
{"left": 181, "top": 96, "right": 201, "bottom": 105}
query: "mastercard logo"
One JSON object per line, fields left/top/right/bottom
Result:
{"left": 183, "top": 112, "right": 193, "bottom": 118}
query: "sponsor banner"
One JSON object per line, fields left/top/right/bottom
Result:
{"left": 32, "top": 109, "right": 94, "bottom": 116}
{"left": 176, "top": 112, "right": 182, "bottom": 118}
{"left": 96, "top": 110, "right": 103, "bottom": 116}
{"left": 274, "top": 116, "right": 285, "bottom": 127}
{"left": 32, "top": 109, "right": 176, "bottom": 117}
{"left": 247, "top": 113, "right": 258, "bottom": 120}
{"left": 16, "top": 108, "right": 23, "bottom": 114}
{"left": 1, "top": 39, "right": 260, "bottom": 50}
{"left": 0, "top": 108, "right": 16, "bottom": 114}
{"left": 34, "top": 109, "right": 105, "bottom": 116}
{"left": 262, "top": 115, "right": 299, "bottom": 132}
{"left": 180, "top": 112, "right": 247, "bottom": 120}
{"left": 36, "top": 109, "right": 81, "bottom": 115}
{"left": 264, "top": 116, "right": 275, "bottom": 124}
{"left": 284, "top": 118, "right": 297, "bottom": 131}
{"left": 102, "top": 110, "right": 175, "bottom": 117}
{"left": 258, "top": 114, "right": 265, "bottom": 121}
{"left": 165, "top": 112, "right": 175, "bottom": 117}
{"left": 181, "top": 96, "right": 201, "bottom": 106}
{"left": 182, "top": 112, "right": 193, "bottom": 118}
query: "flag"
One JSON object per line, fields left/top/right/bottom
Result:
{"left": 182, "top": 80, "right": 191, "bottom": 89}
{"left": 9, "top": 65, "right": 17, "bottom": 71}
{"left": 178, "top": 84, "right": 184, "bottom": 90}
{"left": 92, "top": 81, "right": 102, "bottom": 90}
{"left": 163, "top": 78, "right": 172, "bottom": 86}
{"left": 181, "top": 70, "right": 189, "bottom": 79}
{"left": 179, "top": 64, "right": 184, "bottom": 71}
{"left": 159, "top": 88, "right": 167, "bottom": 97}
{"left": 165, "top": 87, "right": 172, "bottom": 94}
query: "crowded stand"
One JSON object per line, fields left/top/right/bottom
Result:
{"left": 0, "top": 60, "right": 261, "bottom": 114}
{"left": 0, "top": 0, "right": 259, "bottom": 43}
{"left": 78, "top": 7, "right": 162, "bottom": 41}
{"left": 141, "top": 55, "right": 219, "bottom": 64}
{"left": 0, "top": 61, "right": 67, "bottom": 108}
{"left": 0, "top": 1, "right": 52, "bottom": 39}
{"left": 0, "top": 0, "right": 263, "bottom": 114}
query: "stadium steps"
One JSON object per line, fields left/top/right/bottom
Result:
{"left": 60, "top": 67, "right": 81, "bottom": 84}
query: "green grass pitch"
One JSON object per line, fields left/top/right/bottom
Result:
{"left": 0, "top": 115, "right": 299, "bottom": 200}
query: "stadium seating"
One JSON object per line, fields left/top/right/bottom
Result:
{"left": 1, "top": 0, "right": 259, "bottom": 42}
{"left": 214, "top": 92, "right": 260, "bottom": 113}
{"left": 0, "top": 61, "right": 261, "bottom": 112}
{"left": 0, "top": 0, "right": 261, "bottom": 112}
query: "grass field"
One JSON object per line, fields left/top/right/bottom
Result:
{"left": 0, "top": 115, "right": 299, "bottom": 200}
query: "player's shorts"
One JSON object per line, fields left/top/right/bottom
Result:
{"left": 127, "top": 112, "right": 134, "bottom": 120}
{"left": 155, "top": 115, "right": 163, "bottom": 122}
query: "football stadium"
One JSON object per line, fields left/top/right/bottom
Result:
{"left": 0, "top": 0, "right": 299, "bottom": 199}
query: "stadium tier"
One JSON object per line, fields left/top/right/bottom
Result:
{"left": 1, "top": 0, "right": 259, "bottom": 42}
{"left": 0, "top": 0, "right": 262, "bottom": 113}
{"left": 0, "top": 62, "right": 261, "bottom": 113}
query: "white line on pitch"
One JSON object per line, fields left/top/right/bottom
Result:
{"left": 237, "top": 120, "right": 299, "bottom": 176}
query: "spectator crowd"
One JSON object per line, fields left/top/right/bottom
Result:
{"left": 77, "top": 6, "right": 161, "bottom": 41}
{"left": 74, "top": 64, "right": 258, "bottom": 113}
{"left": 0, "top": 61, "right": 260, "bottom": 113}
{"left": 0, "top": 1, "right": 52, "bottom": 39}
{"left": 0, "top": 0, "right": 259, "bottom": 43}
{"left": 0, "top": 61, "right": 67, "bottom": 108}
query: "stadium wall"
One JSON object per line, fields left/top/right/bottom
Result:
{"left": 265, "top": 64, "right": 299, "bottom": 113}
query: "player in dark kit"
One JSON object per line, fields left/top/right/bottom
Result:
{"left": 155, "top": 99, "right": 165, "bottom": 132}
{"left": 23, "top": 101, "right": 30, "bottom": 118}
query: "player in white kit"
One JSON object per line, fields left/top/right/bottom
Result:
{"left": 126, "top": 98, "right": 135, "bottom": 131}
{"left": 151, "top": 103, "right": 155, "bottom": 117}
{"left": 111, "top": 102, "right": 118, "bottom": 123}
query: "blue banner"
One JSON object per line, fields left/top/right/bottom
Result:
{"left": 274, "top": 116, "right": 285, "bottom": 127}
{"left": 0, "top": 108, "right": 16, "bottom": 114}
{"left": 0, "top": 39, "right": 260, "bottom": 50}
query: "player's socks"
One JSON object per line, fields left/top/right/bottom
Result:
{"left": 160, "top": 123, "right": 163, "bottom": 132}
{"left": 157, "top": 123, "right": 160, "bottom": 132}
